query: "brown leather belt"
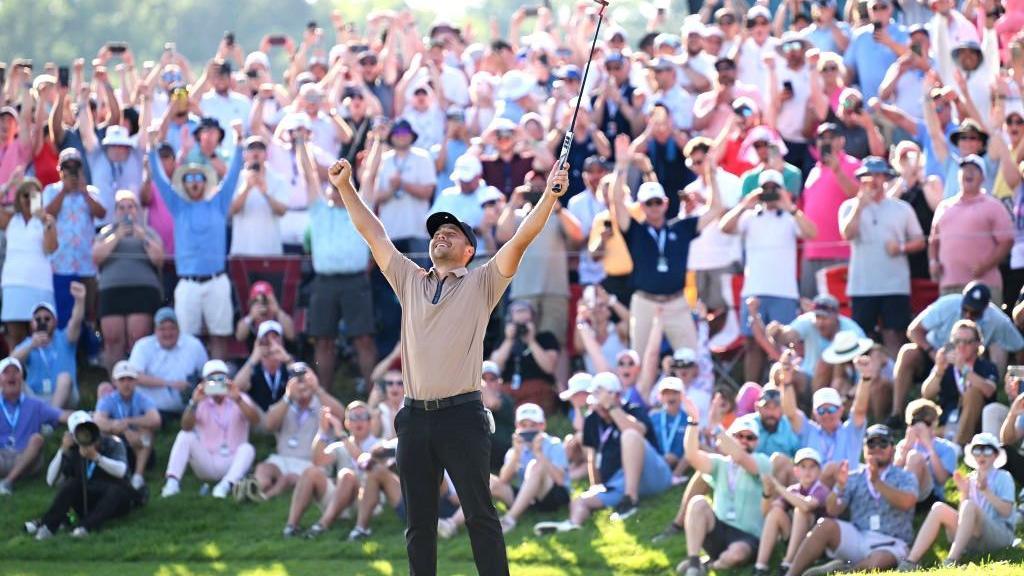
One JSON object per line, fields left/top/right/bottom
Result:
{"left": 635, "top": 290, "right": 685, "bottom": 303}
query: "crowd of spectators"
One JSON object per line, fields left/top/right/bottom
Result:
{"left": 1, "top": 0, "right": 1024, "bottom": 573}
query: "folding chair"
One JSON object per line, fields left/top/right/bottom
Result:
{"left": 710, "top": 274, "right": 746, "bottom": 392}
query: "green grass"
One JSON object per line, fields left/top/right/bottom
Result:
{"left": 2, "top": 379, "right": 1022, "bottom": 575}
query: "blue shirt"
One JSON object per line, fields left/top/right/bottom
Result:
{"left": 789, "top": 313, "right": 865, "bottom": 375}
{"left": 752, "top": 412, "right": 802, "bottom": 458}
{"left": 939, "top": 152, "right": 999, "bottom": 200}
{"left": 149, "top": 146, "right": 243, "bottom": 275}
{"left": 844, "top": 466, "right": 918, "bottom": 543}
{"left": 649, "top": 409, "right": 687, "bottom": 458}
{"left": 96, "top": 391, "right": 157, "bottom": 421}
{"left": 309, "top": 198, "right": 370, "bottom": 275}
{"left": 971, "top": 468, "right": 1018, "bottom": 530}
{"left": 920, "top": 294, "right": 1024, "bottom": 352}
{"left": 915, "top": 121, "right": 956, "bottom": 178}
{"left": 895, "top": 436, "right": 958, "bottom": 499}
{"left": 623, "top": 217, "right": 700, "bottom": 295}
{"left": 504, "top": 433, "right": 571, "bottom": 490}
{"left": 163, "top": 117, "right": 201, "bottom": 155}
{"left": 0, "top": 394, "right": 61, "bottom": 452}
{"left": 430, "top": 140, "right": 470, "bottom": 196}
{"left": 16, "top": 330, "right": 78, "bottom": 396}
{"left": 802, "top": 22, "right": 852, "bottom": 54}
{"left": 843, "top": 23, "right": 909, "bottom": 100}
{"left": 798, "top": 412, "right": 866, "bottom": 470}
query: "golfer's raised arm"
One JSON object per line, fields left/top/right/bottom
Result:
{"left": 493, "top": 164, "right": 570, "bottom": 278}
{"left": 327, "top": 160, "right": 396, "bottom": 271}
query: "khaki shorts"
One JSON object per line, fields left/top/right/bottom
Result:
{"left": 0, "top": 448, "right": 43, "bottom": 477}
{"left": 264, "top": 454, "right": 313, "bottom": 477}
{"left": 966, "top": 513, "right": 1015, "bottom": 555}
{"left": 829, "top": 520, "right": 907, "bottom": 564}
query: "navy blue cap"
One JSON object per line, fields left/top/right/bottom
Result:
{"left": 854, "top": 156, "right": 897, "bottom": 178}
{"left": 554, "top": 65, "right": 581, "bottom": 81}
{"left": 961, "top": 282, "right": 991, "bottom": 312}
{"left": 426, "top": 212, "right": 477, "bottom": 263}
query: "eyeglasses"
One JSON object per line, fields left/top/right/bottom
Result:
{"left": 952, "top": 338, "right": 979, "bottom": 346}
{"left": 733, "top": 433, "right": 758, "bottom": 441}
{"left": 816, "top": 404, "right": 840, "bottom": 416}
{"left": 644, "top": 199, "right": 665, "bottom": 207}
{"left": 866, "top": 438, "right": 892, "bottom": 449}
{"left": 32, "top": 315, "right": 51, "bottom": 324}
{"left": 971, "top": 445, "right": 997, "bottom": 457}
{"left": 384, "top": 379, "right": 404, "bottom": 387}
{"left": 348, "top": 413, "right": 371, "bottom": 422}
{"left": 821, "top": 65, "right": 839, "bottom": 72}
{"left": 183, "top": 173, "right": 207, "bottom": 184}
{"left": 753, "top": 141, "right": 770, "bottom": 149}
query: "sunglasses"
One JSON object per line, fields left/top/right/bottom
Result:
{"left": 384, "top": 379, "right": 404, "bottom": 387}
{"left": 866, "top": 438, "right": 892, "bottom": 449}
{"left": 783, "top": 41, "right": 803, "bottom": 52}
{"left": 734, "top": 432, "right": 758, "bottom": 441}
{"left": 747, "top": 18, "right": 769, "bottom": 28}
{"left": 952, "top": 338, "right": 979, "bottom": 346}
{"left": 816, "top": 404, "right": 840, "bottom": 416}
{"left": 644, "top": 199, "right": 665, "bottom": 207}
{"left": 496, "top": 130, "right": 515, "bottom": 139}
{"left": 760, "top": 390, "right": 782, "bottom": 402}
{"left": 971, "top": 445, "right": 997, "bottom": 457}
{"left": 821, "top": 65, "right": 839, "bottom": 72}
{"left": 761, "top": 183, "right": 781, "bottom": 191}
{"left": 60, "top": 161, "right": 83, "bottom": 171}
{"left": 183, "top": 173, "right": 207, "bottom": 184}
{"left": 618, "top": 360, "right": 636, "bottom": 367}
{"left": 719, "top": 16, "right": 737, "bottom": 25}
{"left": 958, "top": 134, "right": 981, "bottom": 141}
{"left": 33, "top": 315, "right": 52, "bottom": 324}
{"left": 672, "top": 361, "right": 695, "bottom": 369}
{"left": 1007, "top": 118, "right": 1024, "bottom": 126}
{"left": 348, "top": 413, "right": 371, "bottom": 422}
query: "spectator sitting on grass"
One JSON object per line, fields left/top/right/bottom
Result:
{"left": 93, "top": 361, "right": 162, "bottom": 491}
{"left": 12, "top": 282, "right": 87, "bottom": 409}
{"left": 899, "top": 432, "right": 1019, "bottom": 570}
{"left": 893, "top": 398, "right": 956, "bottom": 508}
{"left": 233, "top": 320, "right": 293, "bottom": 412}
{"left": 0, "top": 357, "right": 69, "bottom": 496}
{"left": 127, "top": 307, "right": 209, "bottom": 418}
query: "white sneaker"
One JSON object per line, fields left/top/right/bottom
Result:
{"left": 0, "top": 480, "right": 12, "bottom": 495}
{"left": 131, "top": 474, "right": 145, "bottom": 490}
{"left": 35, "top": 525, "right": 53, "bottom": 541}
{"left": 533, "top": 520, "right": 579, "bottom": 536}
{"left": 71, "top": 527, "right": 88, "bottom": 538}
{"left": 437, "top": 518, "right": 457, "bottom": 539}
{"left": 212, "top": 481, "right": 231, "bottom": 499}
{"left": 160, "top": 478, "right": 180, "bottom": 498}
{"left": 24, "top": 520, "right": 39, "bottom": 535}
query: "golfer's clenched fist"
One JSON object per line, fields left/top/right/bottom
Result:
{"left": 328, "top": 159, "right": 352, "bottom": 189}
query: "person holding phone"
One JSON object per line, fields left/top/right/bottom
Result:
{"left": 160, "top": 360, "right": 259, "bottom": 499}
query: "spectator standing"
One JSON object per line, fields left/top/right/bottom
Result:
{"left": 842, "top": 0, "right": 909, "bottom": 101}
{"left": 228, "top": 136, "right": 288, "bottom": 256}
{"left": 196, "top": 60, "right": 251, "bottom": 154}
{"left": 838, "top": 157, "right": 925, "bottom": 355}
{"left": 0, "top": 179, "right": 57, "bottom": 352}
{"left": 0, "top": 357, "right": 66, "bottom": 496}
{"left": 929, "top": 155, "right": 1014, "bottom": 303}
{"left": 82, "top": 121, "right": 143, "bottom": 227}
{"left": 43, "top": 148, "right": 106, "bottom": 329}
{"left": 93, "top": 361, "right": 162, "bottom": 490}
{"left": 480, "top": 119, "right": 534, "bottom": 199}
{"left": 92, "top": 190, "right": 164, "bottom": 372}
{"left": 12, "top": 283, "right": 86, "bottom": 409}
{"left": 160, "top": 360, "right": 259, "bottom": 499}
{"left": 372, "top": 120, "right": 437, "bottom": 256}
{"left": 147, "top": 124, "right": 244, "bottom": 361}
{"left": 566, "top": 157, "right": 612, "bottom": 287}
{"left": 128, "top": 307, "right": 209, "bottom": 417}
{"left": 429, "top": 155, "right": 496, "bottom": 228}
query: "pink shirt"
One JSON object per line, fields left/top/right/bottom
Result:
{"left": 932, "top": 192, "right": 1014, "bottom": 289}
{"left": 146, "top": 182, "right": 175, "bottom": 256}
{"left": 0, "top": 138, "right": 29, "bottom": 202}
{"left": 194, "top": 396, "right": 251, "bottom": 454}
{"left": 801, "top": 154, "right": 862, "bottom": 260}
{"left": 693, "top": 84, "right": 762, "bottom": 138}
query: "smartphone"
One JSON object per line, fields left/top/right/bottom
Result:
{"left": 517, "top": 430, "right": 539, "bottom": 443}
{"left": 307, "top": 20, "right": 318, "bottom": 31}
{"left": 106, "top": 41, "right": 128, "bottom": 54}
{"left": 603, "top": 220, "right": 612, "bottom": 231}
{"left": 1008, "top": 365, "right": 1024, "bottom": 381}
{"left": 819, "top": 142, "right": 832, "bottom": 157}
{"left": 30, "top": 192, "right": 41, "bottom": 214}
{"left": 523, "top": 5, "right": 540, "bottom": 16}
{"left": 164, "top": 42, "right": 176, "bottom": 54}
{"left": 911, "top": 43, "right": 923, "bottom": 57}
{"left": 224, "top": 31, "right": 235, "bottom": 46}
{"left": 782, "top": 80, "right": 794, "bottom": 93}
{"left": 57, "top": 66, "right": 70, "bottom": 88}
{"left": 872, "top": 21, "right": 883, "bottom": 33}
{"left": 246, "top": 69, "right": 259, "bottom": 79}
{"left": 371, "top": 115, "right": 391, "bottom": 130}
{"left": 268, "top": 35, "right": 287, "bottom": 46}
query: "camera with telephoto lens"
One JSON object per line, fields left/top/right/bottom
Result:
{"left": 760, "top": 188, "right": 780, "bottom": 203}
{"left": 74, "top": 420, "right": 100, "bottom": 447}
{"left": 515, "top": 323, "right": 529, "bottom": 339}
{"left": 517, "top": 430, "right": 539, "bottom": 443}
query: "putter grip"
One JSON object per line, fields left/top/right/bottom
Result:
{"left": 553, "top": 131, "right": 574, "bottom": 192}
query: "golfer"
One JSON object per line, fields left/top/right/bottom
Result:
{"left": 327, "top": 159, "right": 569, "bottom": 576}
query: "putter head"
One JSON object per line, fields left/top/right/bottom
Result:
{"left": 593, "top": 0, "right": 609, "bottom": 5}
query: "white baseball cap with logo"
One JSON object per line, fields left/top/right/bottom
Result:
{"left": 111, "top": 360, "right": 139, "bottom": 380}
{"left": 794, "top": 447, "right": 822, "bottom": 466}
{"left": 559, "top": 373, "right": 593, "bottom": 401}
{"left": 202, "top": 359, "right": 231, "bottom": 379}
{"left": 637, "top": 181, "right": 668, "bottom": 203}
{"left": 515, "top": 403, "right": 546, "bottom": 424}
{"left": 0, "top": 357, "right": 23, "bottom": 374}
{"left": 812, "top": 387, "right": 843, "bottom": 412}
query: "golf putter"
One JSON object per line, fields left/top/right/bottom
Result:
{"left": 552, "top": 0, "right": 610, "bottom": 193}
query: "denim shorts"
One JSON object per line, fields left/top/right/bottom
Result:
{"left": 596, "top": 440, "right": 673, "bottom": 508}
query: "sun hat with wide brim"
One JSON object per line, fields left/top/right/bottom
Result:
{"left": 171, "top": 163, "right": 218, "bottom": 200}
{"left": 821, "top": 330, "right": 875, "bottom": 365}
{"left": 964, "top": 432, "right": 1007, "bottom": 470}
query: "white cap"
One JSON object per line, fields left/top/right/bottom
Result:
{"left": 590, "top": 371, "right": 622, "bottom": 394}
{"left": 637, "top": 181, "right": 668, "bottom": 203}
{"left": 515, "top": 402, "right": 546, "bottom": 424}
{"left": 280, "top": 112, "right": 313, "bottom": 132}
{"left": 794, "top": 447, "right": 822, "bottom": 466}
{"left": 657, "top": 377, "right": 685, "bottom": 394}
{"left": 257, "top": 320, "right": 283, "bottom": 340}
{"left": 497, "top": 70, "right": 536, "bottom": 101}
{"left": 68, "top": 410, "right": 94, "bottom": 435}
{"left": 812, "top": 387, "right": 843, "bottom": 411}
{"left": 616, "top": 349, "right": 640, "bottom": 365}
{"left": 958, "top": 154, "right": 987, "bottom": 179}
{"left": 450, "top": 154, "right": 483, "bottom": 182}
{"left": 672, "top": 348, "right": 697, "bottom": 365}
{"left": 560, "top": 373, "right": 593, "bottom": 401}
{"left": 112, "top": 360, "right": 138, "bottom": 380}
{"left": 728, "top": 416, "right": 759, "bottom": 437}
{"left": 101, "top": 125, "right": 137, "bottom": 148}
{"left": 202, "top": 359, "right": 230, "bottom": 379}
{"left": 482, "top": 360, "right": 502, "bottom": 377}
{"left": 747, "top": 5, "right": 772, "bottom": 20}
{"left": 479, "top": 186, "right": 504, "bottom": 207}
{"left": 0, "top": 357, "right": 23, "bottom": 374}
{"left": 758, "top": 169, "right": 784, "bottom": 188}
{"left": 244, "top": 51, "right": 271, "bottom": 70}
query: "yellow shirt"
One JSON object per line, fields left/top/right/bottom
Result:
{"left": 587, "top": 201, "right": 645, "bottom": 277}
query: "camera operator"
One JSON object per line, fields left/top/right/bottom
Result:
{"left": 11, "top": 281, "right": 87, "bottom": 408}
{"left": 28, "top": 411, "right": 140, "bottom": 539}
{"left": 489, "top": 300, "right": 561, "bottom": 413}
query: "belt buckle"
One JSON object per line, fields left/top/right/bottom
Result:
{"left": 423, "top": 399, "right": 442, "bottom": 411}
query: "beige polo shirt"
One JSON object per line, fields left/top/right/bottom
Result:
{"left": 383, "top": 247, "right": 512, "bottom": 400}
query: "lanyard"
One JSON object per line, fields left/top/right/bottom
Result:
{"left": 726, "top": 460, "right": 741, "bottom": 492}
{"left": 210, "top": 401, "right": 234, "bottom": 442}
{"left": 865, "top": 467, "right": 889, "bottom": 500}
{"left": 292, "top": 403, "right": 313, "bottom": 428}
{"left": 646, "top": 225, "right": 667, "bottom": 257}
{"left": 1, "top": 394, "right": 22, "bottom": 432}
{"left": 953, "top": 365, "right": 969, "bottom": 395}
{"left": 820, "top": 430, "right": 837, "bottom": 462}
{"left": 597, "top": 422, "right": 616, "bottom": 453}
{"left": 36, "top": 345, "right": 54, "bottom": 376}
{"left": 85, "top": 460, "right": 97, "bottom": 480}
{"left": 264, "top": 368, "right": 283, "bottom": 399}
{"left": 659, "top": 412, "right": 684, "bottom": 454}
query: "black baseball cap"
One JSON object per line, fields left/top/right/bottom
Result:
{"left": 865, "top": 424, "right": 893, "bottom": 442}
{"left": 961, "top": 281, "right": 991, "bottom": 313}
{"left": 426, "top": 212, "right": 477, "bottom": 259}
